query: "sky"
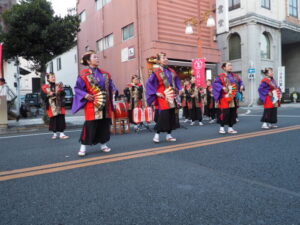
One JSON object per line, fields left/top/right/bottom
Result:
{"left": 50, "top": 0, "right": 76, "bottom": 17}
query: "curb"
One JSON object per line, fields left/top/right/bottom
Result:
{"left": 0, "top": 123, "right": 83, "bottom": 136}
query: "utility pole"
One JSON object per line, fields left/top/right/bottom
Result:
{"left": 14, "top": 57, "right": 21, "bottom": 114}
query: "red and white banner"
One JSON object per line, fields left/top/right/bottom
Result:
{"left": 192, "top": 58, "right": 206, "bottom": 88}
{"left": 0, "top": 43, "right": 3, "bottom": 78}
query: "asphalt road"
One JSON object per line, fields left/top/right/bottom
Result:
{"left": 0, "top": 107, "right": 300, "bottom": 225}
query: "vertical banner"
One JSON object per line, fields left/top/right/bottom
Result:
{"left": 0, "top": 43, "right": 3, "bottom": 78}
{"left": 192, "top": 58, "right": 206, "bottom": 88}
{"left": 216, "top": 0, "right": 229, "bottom": 35}
{"left": 278, "top": 66, "right": 285, "bottom": 93}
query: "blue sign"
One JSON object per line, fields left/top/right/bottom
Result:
{"left": 248, "top": 68, "right": 256, "bottom": 74}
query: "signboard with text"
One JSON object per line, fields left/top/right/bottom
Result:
{"left": 278, "top": 66, "right": 285, "bottom": 93}
{"left": 216, "top": 0, "right": 229, "bottom": 34}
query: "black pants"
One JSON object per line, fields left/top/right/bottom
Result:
{"left": 217, "top": 108, "right": 236, "bottom": 127}
{"left": 154, "top": 108, "right": 177, "bottom": 133}
{"left": 80, "top": 119, "right": 111, "bottom": 145}
{"left": 49, "top": 114, "right": 66, "bottom": 132}
{"left": 261, "top": 108, "right": 277, "bottom": 123}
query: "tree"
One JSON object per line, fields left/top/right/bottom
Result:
{"left": 0, "top": 0, "right": 80, "bottom": 81}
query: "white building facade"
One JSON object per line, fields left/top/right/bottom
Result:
{"left": 217, "top": 0, "right": 300, "bottom": 105}
{"left": 3, "top": 58, "right": 40, "bottom": 96}
{"left": 47, "top": 46, "right": 78, "bottom": 90}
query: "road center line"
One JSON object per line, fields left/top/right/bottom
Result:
{"left": 1, "top": 125, "right": 299, "bottom": 181}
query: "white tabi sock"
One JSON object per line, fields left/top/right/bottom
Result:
{"left": 60, "top": 132, "right": 66, "bottom": 137}
{"left": 100, "top": 143, "right": 108, "bottom": 150}
{"left": 80, "top": 145, "right": 86, "bottom": 152}
{"left": 53, "top": 132, "right": 57, "bottom": 137}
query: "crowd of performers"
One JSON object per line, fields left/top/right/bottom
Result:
{"left": 41, "top": 50, "right": 282, "bottom": 157}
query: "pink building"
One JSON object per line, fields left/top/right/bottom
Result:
{"left": 76, "top": 0, "right": 220, "bottom": 90}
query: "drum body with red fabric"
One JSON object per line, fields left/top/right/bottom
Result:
{"left": 144, "top": 106, "right": 154, "bottom": 123}
{"left": 114, "top": 101, "right": 128, "bottom": 119}
{"left": 133, "top": 107, "right": 143, "bottom": 124}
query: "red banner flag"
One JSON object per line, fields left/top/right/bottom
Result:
{"left": 192, "top": 58, "right": 206, "bottom": 88}
{"left": 0, "top": 43, "right": 3, "bottom": 78}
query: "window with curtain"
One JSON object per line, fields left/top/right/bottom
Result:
{"left": 122, "top": 23, "right": 134, "bottom": 41}
{"left": 95, "top": 0, "right": 112, "bottom": 10}
{"left": 261, "top": 0, "right": 270, "bottom": 9}
{"left": 96, "top": 33, "right": 114, "bottom": 52}
{"left": 289, "top": 0, "right": 298, "bottom": 17}
{"left": 79, "top": 10, "right": 86, "bottom": 23}
{"left": 229, "top": 33, "right": 241, "bottom": 60}
{"left": 57, "top": 58, "right": 62, "bottom": 71}
{"left": 261, "top": 33, "right": 271, "bottom": 59}
{"left": 229, "top": 0, "right": 240, "bottom": 11}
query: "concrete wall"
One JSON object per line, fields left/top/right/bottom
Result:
{"left": 228, "top": 0, "right": 286, "bottom": 22}
{"left": 217, "top": 21, "right": 282, "bottom": 105}
{"left": 282, "top": 43, "right": 300, "bottom": 93}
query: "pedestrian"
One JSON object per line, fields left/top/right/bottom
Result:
{"left": 41, "top": 73, "right": 69, "bottom": 140}
{"left": 204, "top": 79, "right": 216, "bottom": 123}
{"left": 258, "top": 67, "right": 281, "bottom": 129}
{"left": 123, "top": 74, "right": 143, "bottom": 131}
{"left": 213, "top": 62, "right": 239, "bottom": 134}
{"left": 187, "top": 76, "right": 204, "bottom": 126}
{"left": 146, "top": 52, "right": 182, "bottom": 143}
{"left": 180, "top": 79, "right": 191, "bottom": 123}
{"left": 72, "top": 50, "right": 117, "bottom": 156}
{"left": 226, "top": 65, "right": 244, "bottom": 122}
{"left": 0, "top": 77, "right": 20, "bottom": 121}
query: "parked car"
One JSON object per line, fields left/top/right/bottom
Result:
{"left": 25, "top": 93, "right": 42, "bottom": 108}
{"left": 64, "top": 85, "right": 74, "bottom": 107}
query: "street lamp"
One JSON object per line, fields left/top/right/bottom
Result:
{"left": 184, "top": 9, "right": 216, "bottom": 58}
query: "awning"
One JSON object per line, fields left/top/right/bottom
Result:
{"left": 168, "top": 59, "right": 217, "bottom": 69}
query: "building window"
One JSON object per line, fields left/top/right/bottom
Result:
{"left": 261, "top": 0, "right": 270, "bottom": 9}
{"left": 289, "top": 0, "right": 298, "bottom": 17}
{"left": 95, "top": 0, "right": 111, "bottom": 10}
{"left": 261, "top": 32, "right": 271, "bottom": 59}
{"left": 96, "top": 33, "right": 114, "bottom": 52}
{"left": 229, "top": 33, "right": 241, "bottom": 60}
{"left": 57, "top": 58, "right": 62, "bottom": 71}
{"left": 49, "top": 61, "right": 53, "bottom": 73}
{"left": 122, "top": 23, "right": 134, "bottom": 41}
{"left": 229, "top": 0, "right": 240, "bottom": 11}
{"left": 79, "top": 10, "right": 86, "bottom": 22}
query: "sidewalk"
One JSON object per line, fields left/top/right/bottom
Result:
{"left": 0, "top": 116, "right": 85, "bottom": 135}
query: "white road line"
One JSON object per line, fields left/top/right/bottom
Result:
{"left": 240, "top": 114, "right": 300, "bottom": 118}
{"left": 0, "top": 129, "right": 81, "bottom": 139}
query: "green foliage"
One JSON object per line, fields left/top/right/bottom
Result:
{"left": 0, "top": 0, "right": 80, "bottom": 72}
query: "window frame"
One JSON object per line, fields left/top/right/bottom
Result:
{"left": 56, "top": 58, "right": 62, "bottom": 71}
{"left": 261, "top": 0, "right": 271, "bottom": 10}
{"left": 49, "top": 61, "right": 54, "bottom": 73}
{"left": 95, "top": 0, "right": 112, "bottom": 11}
{"left": 260, "top": 32, "right": 271, "bottom": 60}
{"left": 79, "top": 10, "right": 86, "bottom": 23}
{"left": 289, "top": 0, "right": 298, "bottom": 18}
{"left": 96, "top": 33, "right": 114, "bottom": 52}
{"left": 228, "top": 33, "right": 241, "bottom": 60}
{"left": 122, "top": 23, "right": 134, "bottom": 41}
{"left": 229, "top": 0, "right": 240, "bottom": 11}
